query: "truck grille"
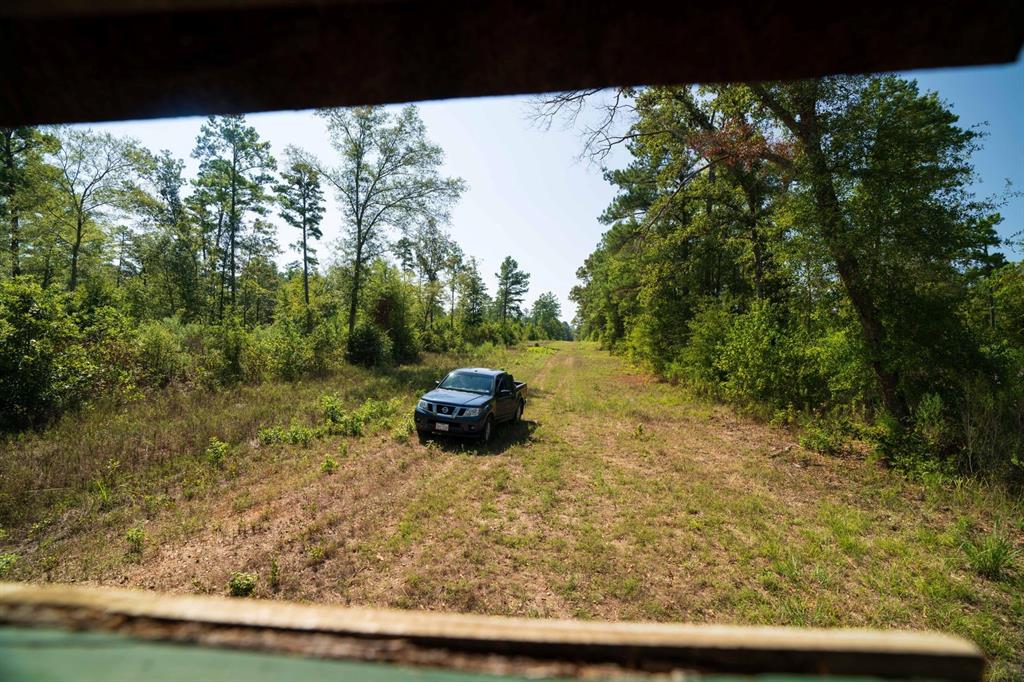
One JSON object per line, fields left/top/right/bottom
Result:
{"left": 428, "top": 403, "right": 465, "bottom": 417}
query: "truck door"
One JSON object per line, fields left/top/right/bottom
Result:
{"left": 495, "top": 374, "right": 515, "bottom": 420}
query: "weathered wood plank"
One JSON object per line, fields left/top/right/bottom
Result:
{"left": 0, "top": 582, "right": 985, "bottom": 680}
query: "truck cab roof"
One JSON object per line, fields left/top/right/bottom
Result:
{"left": 453, "top": 367, "right": 505, "bottom": 377}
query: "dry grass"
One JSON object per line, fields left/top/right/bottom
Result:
{"left": 1, "top": 341, "right": 1022, "bottom": 679}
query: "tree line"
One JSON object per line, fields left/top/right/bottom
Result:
{"left": 543, "top": 76, "right": 1022, "bottom": 482}
{"left": 0, "top": 107, "right": 571, "bottom": 432}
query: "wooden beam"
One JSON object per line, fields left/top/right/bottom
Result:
{"left": 0, "top": 582, "right": 986, "bottom": 680}
{"left": 0, "top": 1, "right": 1021, "bottom": 126}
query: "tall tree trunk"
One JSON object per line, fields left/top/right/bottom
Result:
{"left": 228, "top": 148, "right": 239, "bottom": 309}
{"left": 3, "top": 131, "right": 20, "bottom": 277}
{"left": 802, "top": 129, "right": 910, "bottom": 423}
{"left": 751, "top": 83, "right": 910, "bottom": 423}
{"left": 302, "top": 225, "right": 310, "bottom": 307}
{"left": 347, "top": 235, "right": 363, "bottom": 336}
{"left": 69, "top": 215, "right": 83, "bottom": 291}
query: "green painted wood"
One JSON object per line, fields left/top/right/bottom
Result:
{"left": 0, "top": 627, "right": 939, "bottom": 682}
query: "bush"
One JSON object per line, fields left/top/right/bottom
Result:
{"left": 271, "top": 319, "right": 315, "bottom": 381}
{"left": 240, "top": 326, "right": 277, "bottom": 383}
{"left": 715, "top": 301, "right": 816, "bottom": 410}
{"left": 137, "top": 319, "right": 187, "bottom": 388}
{"left": 0, "top": 553, "right": 17, "bottom": 578}
{"left": 125, "top": 527, "right": 146, "bottom": 556}
{"left": 668, "top": 300, "right": 733, "bottom": 394}
{"left": 0, "top": 279, "right": 94, "bottom": 430}
{"left": 204, "top": 437, "right": 229, "bottom": 468}
{"left": 320, "top": 454, "right": 338, "bottom": 475}
{"left": 208, "top": 319, "right": 247, "bottom": 385}
{"left": 799, "top": 416, "right": 852, "bottom": 456}
{"left": 345, "top": 323, "right": 392, "bottom": 367}
{"left": 228, "top": 571, "right": 257, "bottom": 597}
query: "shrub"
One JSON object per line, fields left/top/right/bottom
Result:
{"left": 319, "top": 394, "right": 346, "bottom": 424}
{"left": 0, "top": 553, "right": 17, "bottom": 578}
{"left": 257, "top": 426, "right": 287, "bottom": 446}
{"left": 320, "top": 454, "right": 338, "bottom": 475}
{"left": 0, "top": 279, "right": 94, "bottom": 430}
{"left": 125, "top": 527, "right": 146, "bottom": 556}
{"left": 271, "top": 319, "right": 314, "bottom": 381}
{"left": 228, "top": 571, "right": 257, "bottom": 597}
{"left": 668, "top": 300, "right": 733, "bottom": 394}
{"left": 715, "top": 301, "right": 816, "bottom": 410}
{"left": 268, "top": 557, "right": 281, "bottom": 591}
{"left": 204, "top": 437, "right": 229, "bottom": 468}
{"left": 799, "top": 416, "right": 851, "bottom": 456}
{"left": 345, "top": 323, "right": 392, "bottom": 367}
{"left": 285, "top": 423, "right": 315, "bottom": 447}
{"left": 136, "top": 319, "right": 188, "bottom": 388}
{"left": 209, "top": 319, "right": 247, "bottom": 384}
{"left": 240, "top": 326, "right": 277, "bottom": 383}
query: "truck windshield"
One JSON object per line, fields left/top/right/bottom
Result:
{"left": 439, "top": 371, "right": 493, "bottom": 394}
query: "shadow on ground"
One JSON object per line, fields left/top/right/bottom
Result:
{"left": 420, "top": 419, "right": 538, "bottom": 455}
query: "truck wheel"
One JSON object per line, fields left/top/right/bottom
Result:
{"left": 481, "top": 417, "right": 494, "bottom": 444}
{"left": 514, "top": 401, "right": 524, "bottom": 423}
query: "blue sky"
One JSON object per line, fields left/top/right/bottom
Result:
{"left": 88, "top": 59, "right": 1022, "bottom": 321}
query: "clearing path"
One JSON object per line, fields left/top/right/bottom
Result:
{"left": 8, "top": 342, "right": 1023, "bottom": 678}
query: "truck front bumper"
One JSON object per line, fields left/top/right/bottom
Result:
{"left": 414, "top": 409, "right": 485, "bottom": 436}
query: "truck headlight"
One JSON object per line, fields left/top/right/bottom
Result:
{"left": 417, "top": 400, "right": 429, "bottom": 412}
{"left": 464, "top": 407, "right": 481, "bottom": 417}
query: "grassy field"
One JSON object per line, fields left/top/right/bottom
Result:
{"left": 1, "top": 341, "right": 1022, "bottom": 678}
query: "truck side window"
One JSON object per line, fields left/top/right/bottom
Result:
{"left": 499, "top": 375, "right": 513, "bottom": 393}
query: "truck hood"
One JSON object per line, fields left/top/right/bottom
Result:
{"left": 421, "top": 388, "right": 490, "bottom": 407}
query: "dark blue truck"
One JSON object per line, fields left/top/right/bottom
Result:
{"left": 414, "top": 368, "right": 527, "bottom": 443}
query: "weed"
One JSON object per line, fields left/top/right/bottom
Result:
{"left": 799, "top": 416, "right": 850, "bottom": 456}
{"left": 307, "top": 542, "right": 332, "bottom": 566}
{"left": 232, "top": 492, "right": 254, "bottom": 513}
{"left": 125, "top": 527, "right": 146, "bottom": 557}
{"left": 962, "top": 528, "right": 1019, "bottom": 580}
{"left": 204, "top": 437, "right": 229, "bottom": 468}
{"left": 93, "top": 479, "right": 114, "bottom": 510}
{"left": 321, "top": 454, "right": 338, "bottom": 475}
{"left": 257, "top": 426, "right": 287, "bottom": 445}
{"left": 286, "top": 423, "right": 316, "bottom": 447}
{"left": 0, "top": 553, "right": 17, "bottom": 577}
{"left": 228, "top": 571, "right": 257, "bottom": 597}
{"left": 391, "top": 417, "right": 415, "bottom": 443}
{"left": 269, "top": 556, "right": 281, "bottom": 591}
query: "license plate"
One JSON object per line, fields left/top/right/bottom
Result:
{"left": 434, "top": 423, "right": 449, "bottom": 432}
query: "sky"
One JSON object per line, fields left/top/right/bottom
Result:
{"left": 85, "top": 58, "right": 1023, "bottom": 322}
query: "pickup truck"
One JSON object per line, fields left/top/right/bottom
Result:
{"left": 414, "top": 367, "right": 527, "bottom": 443}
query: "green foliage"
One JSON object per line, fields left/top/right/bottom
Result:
{"left": 568, "top": 77, "right": 1021, "bottom": 482}
{"left": 494, "top": 256, "right": 530, "bottom": 327}
{"left": 268, "top": 557, "right": 281, "bottom": 591}
{"left": 136, "top": 319, "right": 188, "bottom": 388}
{"left": 667, "top": 300, "right": 733, "bottom": 394}
{"left": 320, "top": 454, "right": 338, "bottom": 475}
{"left": 715, "top": 301, "right": 816, "bottom": 410}
{"left": 125, "top": 527, "right": 146, "bottom": 557}
{"left": 0, "top": 279, "right": 94, "bottom": 430}
{"left": 257, "top": 426, "right": 287, "bottom": 446}
{"left": 799, "top": 416, "right": 852, "bottom": 456}
{"left": 204, "top": 437, "right": 229, "bottom": 468}
{"left": 345, "top": 323, "right": 392, "bottom": 367}
{"left": 962, "top": 528, "right": 1019, "bottom": 581}
{"left": 228, "top": 571, "right": 257, "bottom": 597}
{"left": 0, "top": 553, "right": 17, "bottom": 578}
